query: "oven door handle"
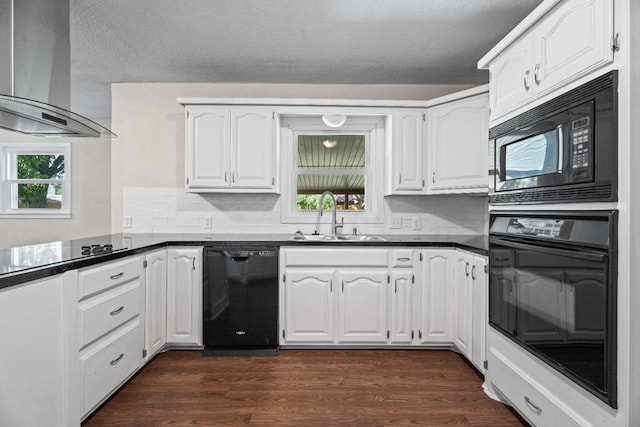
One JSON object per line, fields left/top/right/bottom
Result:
{"left": 489, "top": 237, "right": 606, "bottom": 263}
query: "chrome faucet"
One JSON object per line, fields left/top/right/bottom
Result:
{"left": 317, "top": 191, "right": 340, "bottom": 235}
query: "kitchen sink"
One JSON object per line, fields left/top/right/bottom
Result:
{"left": 290, "top": 233, "right": 386, "bottom": 242}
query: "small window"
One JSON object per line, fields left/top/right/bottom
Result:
{"left": 296, "top": 134, "right": 367, "bottom": 211}
{"left": 280, "top": 114, "right": 385, "bottom": 225}
{"left": 0, "top": 143, "right": 71, "bottom": 217}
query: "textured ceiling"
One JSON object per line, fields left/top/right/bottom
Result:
{"left": 69, "top": 0, "right": 543, "bottom": 120}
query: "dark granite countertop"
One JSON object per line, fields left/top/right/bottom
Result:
{"left": 0, "top": 232, "right": 487, "bottom": 290}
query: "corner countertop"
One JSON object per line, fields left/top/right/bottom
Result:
{"left": 0, "top": 232, "right": 487, "bottom": 290}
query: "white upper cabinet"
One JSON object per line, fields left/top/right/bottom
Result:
{"left": 185, "top": 106, "right": 229, "bottom": 189}
{"left": 427, "top": 93, "right": 489, "bottom": 193}
{"left": 486, "top": 0, "right": 614, "bottom": 120}
{"left": 534, "top": 0, "right": 614, "bottom": 96}
{"left": 487, "top": 34, "right": 536, "bottom": 120}
{"left": 185, "top": 106, "right": 277, "bottom": 192}
{"left": 389, "top": 110, "right": 426, "bottom": 193}
{"left": 387, "top": 88, "right": 489, "bottom": 196}
{"left": 231, "top": 108, "right": 276, "bottom": 189}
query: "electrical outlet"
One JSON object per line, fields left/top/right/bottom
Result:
{"left": 203, "top": 216, "right": 212, "bottom": 229}
{"left": 123, "top": 216, "right": 132, "bottom": 228}
{"left": 412, "top": 216, "right": 422, "bottom": 230}
{"left": 390, "top": 215, "right": 402, "bottom": 229}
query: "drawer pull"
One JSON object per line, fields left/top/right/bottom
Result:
{"left": 524, "top": 396, "right": 542, "bottom": 415}
{"left": 109, "top": 353, "right": 125, "bottom": 366}
{"left": 397, "top": 257, "right": 411, "bottom": 262}
{"left": 109, "top": 306, "right": 125, "bottom": 316}
{"left": 110, "top": 272, "right": 125, "bottom": 280}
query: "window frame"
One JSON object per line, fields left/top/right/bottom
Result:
{"left": 0, "top": 143, "right": 71, "bottom": 218}
{"left": 280, "top": 114, "right": 385, "bottom": 225}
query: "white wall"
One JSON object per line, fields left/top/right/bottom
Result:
{"left": 111, "top": 82, "right": 487, "bottom": 235}
{"left": 0, "top": 126, "right": 112, "bottom": 250}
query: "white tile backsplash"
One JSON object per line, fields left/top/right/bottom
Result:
{"left": 122, "top": 187, "right": 488, "bottom": 235}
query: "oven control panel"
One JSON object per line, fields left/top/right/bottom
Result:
{"left": 505, "top": 218, "right": 573, "bottom": 239}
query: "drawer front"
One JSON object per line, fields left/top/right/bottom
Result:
{"left": 489, "top": 349, "right": 588, "bottom": 427}
{"left": 79, "top": 279, "right": 143, "bottom": 347}
{"left": 284, "top": 248, "right": 389, "bottom": 267}
{"left": 79, "top": 256, "right": 143, "bottom": 299}
{"left": 81, "top": 319, "right": 143, "bottom": 416}
{"left": 389, "top": 249, "right": 414, "bottom": 268}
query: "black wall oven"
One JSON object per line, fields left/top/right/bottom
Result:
{"left": 489, "top": 71, "right": 617, "bottom": 204}
{"left": 489, "top": 210, "right": 617, "bottom": 407}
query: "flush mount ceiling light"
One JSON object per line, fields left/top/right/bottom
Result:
{"left": 322, "top": 114, "right": 347, "bottom": 128}
{"left": 322, "top": 139, "right": 338, "bottom": 148}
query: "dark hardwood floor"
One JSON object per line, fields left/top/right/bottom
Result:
{"left": 83, "top": 349, "right": 527, "bottom": 426}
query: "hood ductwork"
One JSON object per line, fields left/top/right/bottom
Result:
{"left": 0, "top": 0, "right": 115, "bottom": 137}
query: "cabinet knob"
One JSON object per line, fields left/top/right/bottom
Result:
{"left": 471, "top": 265, "right": 476, "bottom": 280}
{"left": 524, "top": 70, "right": 531, "bottom": 91}
{"left": 224, "top": 171, "right": 229, "bottom": 182}
{"left": 534, "top": 64, "right": 541, "bottom": 85}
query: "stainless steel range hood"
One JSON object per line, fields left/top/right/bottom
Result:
{"left": 0, "top": 0, "right": 115, "bottom": 138}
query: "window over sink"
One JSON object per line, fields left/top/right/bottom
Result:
{"left": 0, "top": 143, "right": 71, "bottom": 217}
{"left": 296, "top": 134, "right": 367, "bottom": 211}
{"left": 279, "top": 113, "right": 384, "bottom": 225}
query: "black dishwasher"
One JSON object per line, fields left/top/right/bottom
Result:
{"left": 202, "top": 246, "right": 279, "bottom": 356}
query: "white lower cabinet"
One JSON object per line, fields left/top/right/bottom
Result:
{"left": 488, "top": 345, "right": 589, "bottom": 427}
{"left": 389, "top": 269, "right": 415, "bottom": 344}
{"left": 418, "top": 249, "right": 453, "bottom": 343}
{"left": 452, "top": 251, "right": 474, "bottom": 359}
{"left": 470, "top": 254, "right": 488, "bottom": 373}
{"left": 80, "top": 318, "right": 143, "bottom": 415}
{"left": 283, "top": 269, "right": 335, "bottom": 343}
{"left": 280, "top": 247, "right": 487, "bottom": 356}
{"left": 337, "top": 269, "right": 388, "bottom": 343}
{"left": 77, "top": 256, "right": 146, "bottom": 418}
{"left": 0, "top": 275, "right": 73, "bottom": 427}
{"left": 166, "top": 247, "right": 203, "bottom": 346}
{"left": 280, "top": 247, "right": 391, "bottom": 346}
{"left": 145, "top": 249, "right": 167, "bottom": 360}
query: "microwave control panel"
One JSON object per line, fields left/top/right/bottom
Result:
{"left": 569, "top": 116, "right": 592, "bottom": 182}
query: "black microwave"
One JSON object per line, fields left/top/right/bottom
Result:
{"left": 489, "top": 71, "right": 617, "bottom": 205}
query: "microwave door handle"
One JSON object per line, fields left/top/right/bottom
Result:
{"left": 557, "top": 125, "right": 564, "bottom": 173}
{"left": 489, "top": 237, "right": 606, "bottom": 263}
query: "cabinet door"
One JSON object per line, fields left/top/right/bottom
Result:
{"left": 145, "top": 249, "right": 167, "bottom": 359}
{"left": 337, "top": 270, "right": 388, "bottom": 343}
{"left": 389, "top": 270, "right": 414, "bottom": 344}
{"left": 534, "top": 0, "right": 614, "bottom": 97}
{"left": 419, "top": 250, "right": 453, "bottom": 343}
{"left": 391, "top": 110, "right": 426, "bottom": 192}
{"left": 428, "top": 94, "right": 489, "bottom": 192}
{"left": 0, "top": 276, "right": 69, "bottom": 426}
{"left": 471, "top": 256, "right": 488, "bottom": 373}
{"left": 489, "top": 33, "right": 536, "bottom": 119}
{"left": 166, "top": 248, "right": 202, "bottom": 345}
{"left": 185, "top": 106, "right": 230, "bottom": 189}
{"left": 283, "top": 269, "right": 335, "bottom": 343}
{"left": 231, "top": 108, "right": 276, "bottom": 189}
{"left": 452, "top": 252, "right": 473, "bottom": 357}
